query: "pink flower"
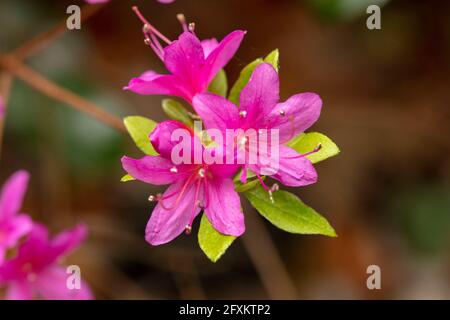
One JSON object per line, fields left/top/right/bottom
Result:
{"left": 125, "top": 7, "right": 245, "bottom": 103}
{"left": 0, "top": 224, "right": 93, "bottom": 300}
{"left": 0, "top": 171, "right": 33, "bottom": 265}
{"left": 193, "top": 62, "right": 322, "bottom": 188}
{"left": 121, "top": 120, "right": 244, "bottom": 245}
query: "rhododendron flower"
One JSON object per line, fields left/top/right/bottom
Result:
{"left": 0, "top": 171, "right": 33, "bottom": 265}
{"left": 121, "top": 120, "right": 244, "bottom": 245}
{"left": 0, "top": 224, "right": 92, "bottom": 300}
{"left": 193, "top": 62, "right": 322, "bottom": 190}
{"left": 125, "top": 7, "right": 245, "bottom": 103}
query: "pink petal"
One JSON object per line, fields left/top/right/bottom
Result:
{"left": 192, "top": 93, "right": 240, "bottom": 134}
{"left": 202, "top": 30, "right": 246, "bottom": 85}
{"left": 150, "top": 120, "right": 194, "bottom": 159}
{"left": 240, "top": 63, "right": 279, "bottom": 124}
{"left": 5, "top": 281, "right": 33, "bottom": 300}
{"left": 0, "top": 214, "right": 33, "bottom": 264}
{"left": 121, "top": 155, "right": 183, "bottom": 185}
{"left": 51, "top": 224, "right": 88, "bottom": 258}
{"left": 204, "top": 178, "right": 245, "bottom": 236}
{"left": 124, "top": 71, "right": 192, "bottom": 102}
{"left": 251, "top": 145, "right": 318, "bottom": 187}
{"left": 201, "top": 38, "right": 219, "bottom": 58}
{"left": 0, "top": 170, "right": 29, "bottom": 220}
{"left": 35, "top": 265, "right": 93, "bottom": 300}
{"left": 264, "top": 92, "right": 322, "bottom": 143}
{"left": 145, "top": 180, "right": 201, "bottom": 245}
{"left": 164, "top": 32, "right": 205, "bottom": 91}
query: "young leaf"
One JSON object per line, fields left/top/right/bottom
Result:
{"left": 208, "top": 69, "right": 228, "bottom": 97}
{"left": 234, "top": 177, "right": 264, "bottom": 193}
{"left": 288, "top": 132, "right": 340, "bottom": 164}
{"left": 245, "top": 185, "right": 337, "bottom": 237}
{"left": 120, "top": 174, "right": 135, "bottom": 182}
{"left": 229, "top": 58, "right": 263, "bottom": 105}
{"left": 161, "top": 99, "right": 194, "bottom": 128}
{"left": 198, "top": 214, "right": 236, "bottom": 263}
{"left": 264, "top": 49, "right": 280, "bottom": 72}
{"left": 124, "top": 116, "right": 158, "bottom": 155}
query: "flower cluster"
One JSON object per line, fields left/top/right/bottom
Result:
{"left": 0, "top": 171, "right": 92, "bottom": 300}
{"left": 121, "top": 8, "right": 340, "bottom": 262}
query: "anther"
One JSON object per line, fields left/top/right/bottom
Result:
{"left": 279, "top": 109, "right": 286, "bottom": 116}
{"left": 198, "top": 168, "right": 206, "bottom": 178}
{"left": 170, "top": 167, "right": 178, "bottom": 173}
{"left": 185, "top": 225, "right": 192, "bottom": 235}
{"left": 144, "top": 38, "right": 151, "bottom": 46}
{"left": 148, "top": 195, "right": 156, "bottom": 202}
{"left": 239, "top": 110, "right": 247, "bottom": 118}
{"left": 188, "top": 23, "right": 196, "bottom": 32}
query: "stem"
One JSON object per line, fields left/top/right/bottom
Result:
{"left": 0, "top": 55, "right": 125, "bottom": 133}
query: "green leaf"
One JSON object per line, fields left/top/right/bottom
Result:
{"left": 234, "top": 177, "right": 264, "bottom": 193}
{"left": 208, "top": 69, "right": 228, "bottom": 97}
{"left": 288, "top": 132, "right": 340, "bottom": 164}
{"left": 198, "top": 214, "right": 236, "bottom": 262}
{"left": 264, "top": 49, "right": 280, "bottom": 72}
{"left": 228, "top": 49, "right": 280, "bottom": 105}
{"left": 245, "top": 185, "right": 337, "bottom": 237}
{"left": 229, "top": 58, "right": 263, "bottom": 105}
{"left": 120, "top": 174, "right": 135, "bottom": 182}
{"left": 161, "top": 99, "right": 194, "bottom": 128}
{"left": 124, "top": 116, "right": 158, "bottom": 155}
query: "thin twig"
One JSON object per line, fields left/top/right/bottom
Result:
{"left": 242, "top": 209, "right": 299, "bottom": 299}
{"left": 0, "top": 55, "right": 125, "bottom": 133}
{"left": 12, "top": 4, "right": 107, "bottom": 60}
{"left": 0, "top": 72, "right": 13, "bottom": 159}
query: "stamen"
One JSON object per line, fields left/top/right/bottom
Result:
{"left": 285, "top": 143, "right": 322, "bottom": 159}
{"left": 256, "top": 173, "right": 279, "bottom": 204}
{"left": 186, "top": 179, "right": 203, "bottom": 234}
{"left": 170, "top": 167, "right": 178, "bottom": 173}
{"left": 239, "top": 110, "right": 247, "bottom": 118}
{"left": 177, "top": 13, "right": 189, "bottom": 32}
{"left": 188, "top": 23, "right": 196, "bottom": 33}
{"left": 279, "top": 109, "right": 286, "bottom": 116}
{"left": 158, "top": 174, "right": 196, "bottom": 211}
{"left": 132, "top": 6, "right": 172, "bottom": 45}
{"left": 198, "top": 168, "right": 206, "bottom": 178}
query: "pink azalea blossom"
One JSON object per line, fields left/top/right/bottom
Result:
{"left": 193, "top": 62, "right": 322, "bottom": 189}
{"left": 121, "top": 120, "right": 244, "bottom": 245}
{"left": 0, "top": 224, "right": 93, "bottom": 300}
{"left": 0, "top": 171, "right": 33, "bottom": 265}
{"left": 125, "top": 7, "right": 245, "bottom": 103}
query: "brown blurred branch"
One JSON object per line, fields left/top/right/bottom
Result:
{"left": 0, "top": 72, "right": 13, "bottom": 158}
{"left": 0, "top": 55, "right": 125, "bottom": 133}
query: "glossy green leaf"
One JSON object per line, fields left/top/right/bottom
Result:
{"left": 288, "top": 132, "right": 340, "bottom": 164}
{"left": 124, "top": 116, "right": 158, "bottom": 155}
{"left": 264, "top": 49, "right": 280, "bottom": 72}
{"left": 245, "top": 185, "right": 337, "bottom": 237}
{"left": 208, "top": 69, "right": 228, "bottom": 97}
{"left": 120, "top": 174, "right": 135, "bottom": 182}
{"left": 198, "top": 214, "right": 236, "bottom": 262}
{"left": 161, "top": 99, "right": 194, "bottom": 128}
{"left": 234, "top": 177, "right": 264, "bottom": 193}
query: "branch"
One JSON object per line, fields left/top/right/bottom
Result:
{"left": 0, "top": 55, "right": 125, "bottom": 133}
{"left": 0, "top": 72, "right": 13, "bottom": 158}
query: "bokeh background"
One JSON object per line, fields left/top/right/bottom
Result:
{"left": 0, "top": 0, "right": 449, "bottom": 299}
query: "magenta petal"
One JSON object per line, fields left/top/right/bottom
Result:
{"left": 125, "top": 71, "right": 192, "bottom": 102}
{"left": 35, "top": 266, "right": 93, "bottom": 300}
{"left": 204, "top": 178, "right": 245, "bottom": 236}
{"left": 192, "top": 93, "right": 240, "bottom": 134}
{"left": 202, "top": 30, "right": 245, "bottom": 84}
{"left": 253, "top": 145, "right": 317, "bottom": 187}
{"left": 121, "top": 155, "right": 183, "bottom": 185}
{"left": 164, "top": 32, "right": 205, "bottom": 86}
{"left": 264, "top": 92, "right": 322, "bottom": 143}
{"left": 201, "top": 38, "right": 219, "bottom": 58}
{"left": 240, "top": 63, "right": 280, "bottom": 124}
{"left": 0, "top": 170, "right": 29, "bottom": 220}
{"left": 150, "top": 120, "right": 193, "bottom": 159}
{"left": 145, "top": 180, "right": 201, "bottom": 245}
{"left": 51, "top": 224, "right": 87, "bottom": 258}
{"left": 0, "top": 214, "right": 33, "bottom": 263}
{"left": 5, "top": 281, "right": 33, "bottom": 300}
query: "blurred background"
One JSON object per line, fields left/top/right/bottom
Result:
{"left": 0, "top": 0, "right": 449, "bottom": 299}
